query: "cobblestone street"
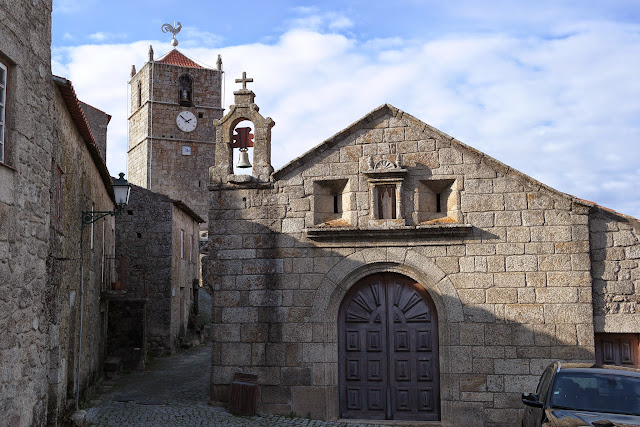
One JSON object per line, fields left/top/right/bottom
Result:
{"left": 84, "top": 345, "right": 394, "bottom": 426}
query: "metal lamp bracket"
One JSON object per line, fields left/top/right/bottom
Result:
{"left": 82, "top": 206, "right": 124, "bottom": 225}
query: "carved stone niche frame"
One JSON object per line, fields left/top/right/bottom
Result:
{"left": 363, "top": 156, "right": 408, "bottom": 228}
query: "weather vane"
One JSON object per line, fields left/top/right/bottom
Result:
{"left": 161, "top": 21, "right": 182, "bottom": 47}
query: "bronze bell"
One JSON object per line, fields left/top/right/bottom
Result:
{"left": 237, "top": 149, "right": 252, "bottom": 168}
{"left": 180, "top": 90, "right": 189, "bottom": 102}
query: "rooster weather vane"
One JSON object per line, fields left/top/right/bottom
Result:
{"left": 161, "top": 22, "right": 182, "bottom": 47}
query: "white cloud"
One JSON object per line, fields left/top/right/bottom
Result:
{"left": 88, "top": 32, "right": 127, "bottom": 42}
{"left": 287, "top": 9, "right": 355, "bottom": 33}
{"left": 89, "top": 32, "right": 108, "bottom": 41}
{"left": 53, "top": 22, "right": 640, "bottom": 218}
{"left": 180, "top": 27, "right": 224, "bottom": 49}
{"left": 328, "top": 16, "right": 354, "bottom": 31}
{"left": 363, "top": 37, "right": 406, "bottom": 51}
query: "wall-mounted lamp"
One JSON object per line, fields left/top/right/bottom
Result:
{"left": 82, "top": 172, "right": 131, "bottom": 225}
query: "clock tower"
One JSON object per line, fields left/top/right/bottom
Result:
{"left": 128, "top": 35, "right": 223, "bottom": 230}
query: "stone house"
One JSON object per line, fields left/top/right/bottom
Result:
{"left": 205, "top": 83, "right": 639, "bottom": 425}
{"left": 0, "top": 1, "right": 124, "bottom": 424}
{"left": 0, "top": 2, "right": 57, "bottom": 424}
{"left": 48, "top": 76, "right": 117, "bottom": 420}
{"left": 114, "top": 183, "right": 203, "bottom": 358}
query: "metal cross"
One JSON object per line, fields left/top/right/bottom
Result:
{"left": 235, "top": 72, "right": 253, "bottom": 90}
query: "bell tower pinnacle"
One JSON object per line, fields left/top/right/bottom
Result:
{"left": 211, "top": 72, "right": 275, "bottom": 185}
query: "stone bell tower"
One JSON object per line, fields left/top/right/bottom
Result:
{"left": 128, "top": 25, "right": 223, "bottom": 228}
{"left": 210, "top": 72, "right": 275, "bottom": 185}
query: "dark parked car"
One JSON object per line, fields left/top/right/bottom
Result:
{"left": 522, "top": 362, "right": 640, "bottom": 426}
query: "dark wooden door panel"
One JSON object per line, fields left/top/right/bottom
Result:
{"left": 339, "top": 277, "right": 388, "bottom": 419}
{"left": 595, "top": 333, "right": 639, "bottom": 367}
{"left": 339, "top": 273, "right": 440, "bottom": 421}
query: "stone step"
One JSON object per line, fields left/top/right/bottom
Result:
{"left": 104, "top": 356, "right": 122, "bottom": 378}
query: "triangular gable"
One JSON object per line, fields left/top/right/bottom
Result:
{"left": 273, "top": 103, "right": 596, "bottom": 213}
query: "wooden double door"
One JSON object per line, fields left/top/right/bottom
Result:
{"left": 338, "top": 273, "right": 440, "bottom": 421}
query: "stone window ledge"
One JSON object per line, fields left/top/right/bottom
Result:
{"left": 305, "top": 223, "right": 473, "bottom": 240}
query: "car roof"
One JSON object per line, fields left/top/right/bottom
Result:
{"left": 556, "top": 362, "right": 640, "bottom": 378}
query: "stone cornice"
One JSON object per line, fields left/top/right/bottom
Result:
{"left": 305, "top": 224, "right": 473, "bottom": 241}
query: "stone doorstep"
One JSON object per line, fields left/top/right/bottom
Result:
{"left": 104, "top": 356, "right": 122, "bottom": 370}
{"left": 104, "top": 356, "right": 123, "bottom": 378}
{"left": 336, "top": 419, "right": 440, "bottom": 426}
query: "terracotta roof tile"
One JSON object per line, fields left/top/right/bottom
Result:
{"left": 156, "top": 49, "right": 203, "bottom": 68}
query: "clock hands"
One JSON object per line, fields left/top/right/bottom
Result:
{"left": 177, "top": 112, "right": 196, "bottom": 132}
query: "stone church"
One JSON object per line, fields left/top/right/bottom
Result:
{"left": 2, "top": 2, "right": 637, "bottom": 422}
{"left": 204, "top": 75, "right": 640, "bottom": 425}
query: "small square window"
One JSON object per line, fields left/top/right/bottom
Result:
{"left": 415, "top": 178, "right": 461, "bottom": 224}
{"left": 313, "top": 179, "right": 353, "bottom": 226}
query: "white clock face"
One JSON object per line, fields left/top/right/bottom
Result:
{"left": 176, "top": 111, "right": 197, "bottom": 132}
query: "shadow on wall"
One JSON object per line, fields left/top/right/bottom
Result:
{"left": 199, "top": 287, "right": 213, "bottom": 321}
{"left": 203, "top": 216, "right": 596, "bottom": 425}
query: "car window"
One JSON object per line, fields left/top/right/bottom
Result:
{"left": 536, "top": 366, "right": 554, "bottom": 402}
{"left": 550, "top": 372, "right": 640, "bottom": 415}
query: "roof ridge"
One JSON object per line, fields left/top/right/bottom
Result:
{"left": 156, "top": 49, "right": 205, "bottom": 69}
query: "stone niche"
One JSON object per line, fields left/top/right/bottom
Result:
{"left": 364, "top": 158, "right": 407, "bottom": 228}
{"left": 414, "top": 177, "right": 462, "bottom": 224}
{"left": 312, "top": 178, "right": 355, "bottom": 226}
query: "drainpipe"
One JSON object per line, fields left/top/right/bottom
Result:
{"left": 76, "top": 219, "right": 85, "bottom": 410}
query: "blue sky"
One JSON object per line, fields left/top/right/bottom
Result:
{"left": 52, "top": 1, "right": 640, "bottom": 217}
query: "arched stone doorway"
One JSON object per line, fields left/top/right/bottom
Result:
{"left": 338, "top": 272, "right": 440, "bottom": 421}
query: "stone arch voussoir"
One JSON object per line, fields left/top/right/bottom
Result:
{"left": 311, "top": 247, "right": 463, "bottom": 324}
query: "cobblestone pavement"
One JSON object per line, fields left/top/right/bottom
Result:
{"left": 84, "top": 345, "right": 394, "bottom": 426}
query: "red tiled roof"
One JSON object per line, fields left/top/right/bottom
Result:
{"left": 156, "top": 49, "right": 203, "bottom": 68}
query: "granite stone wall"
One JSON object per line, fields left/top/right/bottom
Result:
{"left": 115, "top": 184, "right": 201, "bottom": 354}
{"left": 170, "top": 203, "right": 200, "bottom": 342}
{"left": 207, "top": 104, "right": 599, "bottom": 426}
{"left": 0, "top": 1, "right": 55, "bottom": 425}
{"left": 590, "top": 208, "right": 640, "bottom": 332}
{"left": 80, "top": 101, "right": 110, "bottom": 162}
{"left": 116, "top": 185, "right": 173, "bottom": 351}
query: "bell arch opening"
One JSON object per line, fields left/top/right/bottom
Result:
{"left": 178, "top": 74, "right": 193, "bottom": 106}
{"left": 338, "top": 272, "right": 440, "bottom": 421}
{"left": 231, "top": 119, "right": 254, "bottom": 175}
